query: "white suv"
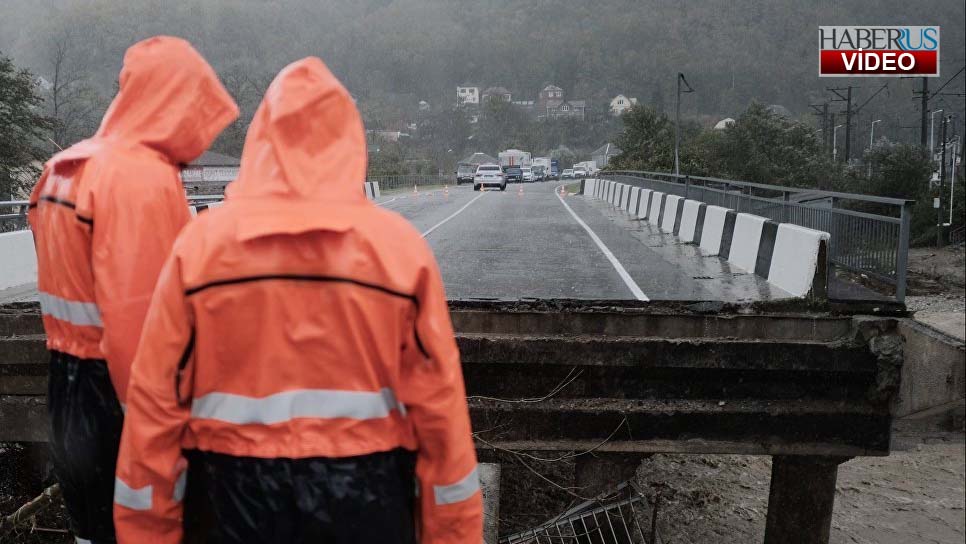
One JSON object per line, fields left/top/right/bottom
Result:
{"left": 521, "top": 167, "right": 534, "bottom": 182}
{"left": 474, "top": 164, "right": 507, "bottom": 191}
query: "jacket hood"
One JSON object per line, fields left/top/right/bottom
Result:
{"left": 226, "top": 57, "right": 367, "bottom": 203}
{"left": 96, "top": 36, "right": 239, "bottom": 164}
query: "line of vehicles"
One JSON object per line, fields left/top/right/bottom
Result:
{"left": 456, "top": 149, "right": 600, "bottom": 191}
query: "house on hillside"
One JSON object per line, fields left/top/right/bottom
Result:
{"left": 180, "top": 151, "right": 240, "bottom": 188}
{"left": 536, "top": 84, "right": 564, "bottom": 113}
{"left": 609, "top": 94, "right": 637, "bottom": 115}
{"left": 592, "top": 143, "right": 622, "bottom": 168}
{"left": 482, "top": 86, "right": 512, "bottom": 103}
{"left": 457, "top": 84, "right": 480, "bottom": 106}
{"left": 545, "top": 99, "right": 586, "bottom": 121}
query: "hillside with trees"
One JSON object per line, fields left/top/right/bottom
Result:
{"left": 1, "top": 0, "right": 963, "bottom": 172}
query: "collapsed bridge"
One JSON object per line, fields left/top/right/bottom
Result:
{"left": 2, "top": 299, "right": 907, "bottom": 544}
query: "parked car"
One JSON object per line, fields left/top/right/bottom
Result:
{"left": 521, "top": 166, "right": 534, "bottom": 182}
{"left": 573, "top": 167, "right": 587, "bottom": 179}
{"left": 474, "top": 164, "right": 506, "bottom": 191}
{"left": 561, "top": 168, "right": 575, "bottom": 179}
{"left": 455, "top": 163, "right": 477, "bottom": 185}
{"left": 503, "top": 165, "right": 523, "bottom": 183}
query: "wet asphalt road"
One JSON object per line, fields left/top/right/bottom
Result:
{"left": 0, "top": 181, "right": 787, "bottom": 304}
{"left": 378, "top": 182, "right": 788, "bottom": 302}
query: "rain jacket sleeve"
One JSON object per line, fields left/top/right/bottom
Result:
{"left": 88, "top": 158, "right": 191, "bottom": 403}
{"left": 399, "top": 253, "right": 483, "bottom": 544}
{"left": 113, "top": 248, "right": 193, "bottom": 544}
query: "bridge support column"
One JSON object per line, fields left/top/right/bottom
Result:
{"left": 764, "top": 455, "right": 849, "bottom": 544}
{"left": 574, "top": 453, "right": 642, "bottom": 497}
{"left": 479, "top": 462, "right": 501, "bottom": 544}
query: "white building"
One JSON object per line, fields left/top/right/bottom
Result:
{"left": 713, "top": 118, "right": 735, "bottom": 130}
{"left": 609, "top": 94, "right": 638, "bottom": 115}
{"left": 457, "top": 84, "right": 480, "bottom": 106}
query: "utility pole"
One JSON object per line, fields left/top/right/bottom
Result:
{"left": 827, "top": 86, "right": 855, "bottom": 163}
{"left": 674, "top": 72, "right": 694, "bottom": 176}
{"left": 950, "top": 135, "right": 961, "bottom": 225}
{"left": 833, "top": 124, "right": 844, "bottom": 162}
{"left": 845, "top": 86, "right": 853, "bottom": 163}
{"left": 868, "top": 119, "right": 882, "bottom": 178}
{"left": 828, "top": 112, "right": 836, "bottom": 157}
{"left": 930, "top": 109, "right": 944, "bottom": 161}
{"left": 810, "top": 103, "right": 830, "bottom": 150}
{"left": 919, "top": 77, "right": 929, "bottom": 147}
{"left": 937, "top": 114, "right": 948, "bottom": 248}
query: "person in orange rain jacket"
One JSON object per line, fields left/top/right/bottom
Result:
{"left": 28, "top": 36, "right": 238, "bottom": 543}
{"left": 113, "top": 56, "right": 482, "bottom": 544}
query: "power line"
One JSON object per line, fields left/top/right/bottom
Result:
{"left": 928, "top": 66, "right": 966, "bottom": 99}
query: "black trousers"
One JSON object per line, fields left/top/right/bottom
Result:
{"left": 47, "top": 351, "right": 124, "bottom": 544}
{"left": 188, "top": 448, "right": 418, "bottom": 544}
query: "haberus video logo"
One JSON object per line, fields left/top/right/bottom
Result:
{"left": 819, "top": 26, "right": 940, "bottom": 77}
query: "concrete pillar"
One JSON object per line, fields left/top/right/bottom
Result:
{"left": 480, "top": 462, "right": 501, "bottom": 544}
{"left": 574, "top": 453, "right": 641, "bottom": 497}
{"left": 764, "top": 455, "right": 849, "bottom": 544}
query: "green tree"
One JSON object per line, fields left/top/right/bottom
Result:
{"left": 609, "top": 105, "right": 675, "bottom": 171}
{"left": 1, "top": 52, "right": 53, "bottom": 199}
{"left": 708, "top": 102, "right": 837, "bottom": 189}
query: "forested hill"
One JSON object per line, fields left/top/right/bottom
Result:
{"left": 2, "top": 0, "right": 963, "bottom": 142}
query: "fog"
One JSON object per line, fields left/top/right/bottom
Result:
{"left": 1, "top": 0, "right": 963, "bottom": 161}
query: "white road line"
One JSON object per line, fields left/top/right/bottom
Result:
{"left": 555, "top": 185, "right": 650, "bottom": 301}
{"left": 376, "top": 197, "right": 399, "bottom": 207}
{"left": 421, "top": 191, "right": 487, "bottom": 237}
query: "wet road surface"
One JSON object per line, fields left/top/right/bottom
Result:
{"left": 0, "top": 182, "right": 789, "bottom": 304}
{"left": 377, "top": 182, "right": 788, "bottom": 302}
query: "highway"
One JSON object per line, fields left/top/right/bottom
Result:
{"left": 378, "top": 182, "right": 788, "bottom": 302}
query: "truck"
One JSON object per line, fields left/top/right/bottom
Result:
{"left": 532, "top": 157, "right": 552, "bottom": 180}
{"left": 498, "top": 149, "right": 532, "bottom": 168}
{"left": 573, "top": 160, "right": 598, "bottom": 176}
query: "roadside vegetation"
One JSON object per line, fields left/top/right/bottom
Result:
{"left": 608, "top": 103, "right": 966, "bottom": 243}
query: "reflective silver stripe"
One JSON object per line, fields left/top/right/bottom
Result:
{"left": 114, "top": 478, "right": 152, "bottom": 510}
{"left": 76, "top": 538, "right": 92, "bottom": 544}
{"left": 190, "top": 387, "right": 405, "bottom": 425}
{"left": 38, "top": 291, "right": 102, "bottom": 327}
{"left": 433, "top": 465, "right": 480, "bottom": 506}
{"left": 173, "top": 470, "right": 187, "bottom": 502}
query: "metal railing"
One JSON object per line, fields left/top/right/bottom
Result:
{"left": 501, "top": 483, "right": 657, "bottom": 544}
{"left": 366, "top": 173, "right": 451, "bottom": 191}
{"left": 0, "top": 200, "right": 30, "bottom": 232}
{"left": 603, "top": 171, "right": 913, "bottom": 302}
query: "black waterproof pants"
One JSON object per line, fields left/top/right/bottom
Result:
{"left": 189, "top": 448, "right": 418, "bottom": 544}
{"left": 47, "top": 351, "right": 124, "bottom": 544}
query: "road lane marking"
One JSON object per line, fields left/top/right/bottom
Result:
{"left": 376, "top": 197, "right": 399, "bottom": 207}
{"left": 421, "top": 192, "right": 487, "bottom": 237}
{"left": 555, "top": 185, "right": 650, "bottom": 301}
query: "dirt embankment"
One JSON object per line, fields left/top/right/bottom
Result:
{"left": 634, "top": 434, "right": 965, "bottom": 544}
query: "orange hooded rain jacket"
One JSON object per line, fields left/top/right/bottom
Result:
{"left": 28, "top": 36, "right": 239, "bottom": 402}
{"left": 114, "top": 57, "right": 482, "bottom": 544}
